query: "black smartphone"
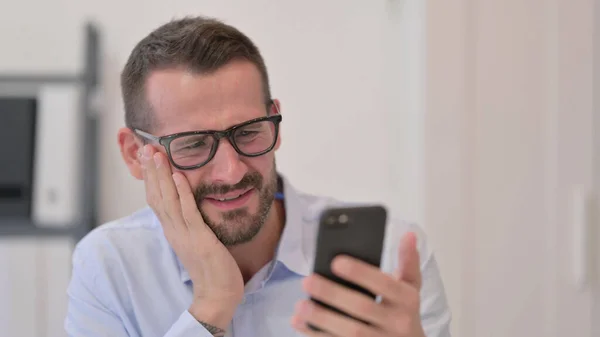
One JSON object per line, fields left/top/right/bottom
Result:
{"left": 308, "top": 205, "right": 387, "bottom": 331}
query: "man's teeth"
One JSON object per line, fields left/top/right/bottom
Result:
{"left": 216, "top": 192, "right": 244, "bottom": 201}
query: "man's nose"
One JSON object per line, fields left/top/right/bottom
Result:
{"left": 207, "top": 139, "right": 248, "bottom": 185}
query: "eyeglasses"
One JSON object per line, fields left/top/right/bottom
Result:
{"left": 133, "top": 106, "right": 282, "bottom": 171}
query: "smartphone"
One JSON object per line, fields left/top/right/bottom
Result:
{"left": 308, "top": 205, "right": 387, "bottom": 331}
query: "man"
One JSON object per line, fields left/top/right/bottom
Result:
{"left": 64, "top": 16, "right": 451, "bottom": 337}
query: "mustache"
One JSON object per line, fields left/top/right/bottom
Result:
{"left": 193, "top": 172, "right": 264, "bottom": 201}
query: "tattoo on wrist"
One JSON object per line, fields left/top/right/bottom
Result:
{"left": 199, "top": 321, "right": 225, "bottom": 337}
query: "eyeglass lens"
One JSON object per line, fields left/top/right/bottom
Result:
{"left": 168, "top": 119, "right": 277, "bottom": 167}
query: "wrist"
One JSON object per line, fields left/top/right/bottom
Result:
{"left": 188, "top": 299, "right": 238, "bottom": 332}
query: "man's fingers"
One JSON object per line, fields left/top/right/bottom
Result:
{"left": 331, "top": 255, "right": 407, "bottom": 304}
{"left": 302, "top": 274, "right": 388, "bottom": 327}
{"left": 292, "top": 299, "right": 379, "bottom": 337}
{"left": 172, "top": 172, "right": 206, "bottom": 231}
{"left": 141, "top": 146, "right": 163, "bottom": 212}
{"left": 290, "top": 315, "right": 331, "bottom": 337}
{"left": 154, "top": 152, "right": 186, "bottom": 228}
{"left": 396, "top": 232, "right": 422, "bottom": 289}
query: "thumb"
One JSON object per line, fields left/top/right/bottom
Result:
{"left": 394, "top": 232, "right": 422, "bottom": 289}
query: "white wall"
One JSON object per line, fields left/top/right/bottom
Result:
{"left": 0, "top": 237, "right": 73, "bottom": 337}
{"left": 425, "top": 0, "right": 598, "bottom": 336}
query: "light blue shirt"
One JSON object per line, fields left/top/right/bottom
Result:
{"left": 64, "top": 175, "right": 452, "bottom": 336}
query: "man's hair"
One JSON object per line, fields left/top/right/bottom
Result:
{"left": 120, "top": 16, "right": 272, "bottom": 132}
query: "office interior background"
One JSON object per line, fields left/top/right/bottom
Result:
{"left": 1, "top": 0, "right": 599, "bottom": 336}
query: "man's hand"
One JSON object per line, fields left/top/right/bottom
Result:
{"left": 291, "top": 232, "right": 425, "bottom": 337}
{"left": 140, "top": 145, "right": 244, "bottom": 332}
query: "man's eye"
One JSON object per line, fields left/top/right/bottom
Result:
{"left": 238, "top": 130, "right": 259, "bottom": 137}
{"left": 184, "top": 141, "right": 206, "bottom": 149}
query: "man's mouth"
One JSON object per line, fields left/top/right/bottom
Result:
{"left": 205, "top": 190, "right": 250, "bottom": 202}
{"left": 202, "top": 188, "right": 255, "bottom": 210}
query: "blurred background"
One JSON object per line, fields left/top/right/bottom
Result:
{"left": 0, "top": 0, "right": 599, "bottom": 336}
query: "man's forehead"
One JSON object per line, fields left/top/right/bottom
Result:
{"left": 144, "top": 63, "right": 267, "bottom": 135}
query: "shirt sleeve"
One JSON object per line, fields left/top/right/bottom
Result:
{"left": 64, "top": 246, "right": 215, "bottom": 337}
{"left": 413, "top": 224, "right": 453, "bottom": 337}
{"left": 162, "top": 310, "right": 219, "bottom": 337}
{"left": 384, "top": 221, "right": 453, "bottom": 337}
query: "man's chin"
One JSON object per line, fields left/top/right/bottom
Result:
{"left": 199, "top": 209, "right": 264, "bottom": 246}
{"left": 201, "top": 207, "right": 250, "bottom": 224}
{"left": 194, "top": 184, "right": 275, "bottom": 245}
{"left": 198, "top": 198, "right": 259, "bottom": 227}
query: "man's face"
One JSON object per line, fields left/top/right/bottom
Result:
{"left": 144, "top": 60, "right": 280, "bottom": 246}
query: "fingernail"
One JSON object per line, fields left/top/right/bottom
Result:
{"left": 299, "top": 300, "right": 312, "bottom": 316}
{"left": 153, "top": 153, "right": 161, "bottom": 167}
{"left": 290, "top": 315, "right": 305, "bottom": 329}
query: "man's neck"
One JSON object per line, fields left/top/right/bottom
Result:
{"left": 227, "top": 199, "right": 286, "bottom": 284}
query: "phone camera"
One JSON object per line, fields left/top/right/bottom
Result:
{"left": 326, "top": 214, "right": 349, "bottom": 227}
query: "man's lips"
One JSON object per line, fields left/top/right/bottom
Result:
{"left": 203, "top": 188, "right": 254, "bottom": 202}
{"left": 202, "top": 188, "right": 256, "bottom": 211}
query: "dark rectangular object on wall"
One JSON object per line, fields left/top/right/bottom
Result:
{"left": 0, "top": 98, "right": 37, "bottom": 220}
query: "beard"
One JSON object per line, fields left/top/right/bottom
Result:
{"left": 192, "top": 165, "right": 278, "bottom": 246}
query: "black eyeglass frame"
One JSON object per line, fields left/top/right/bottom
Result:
{"left": 133, "top": 102, "right": 282, "bottom": 171}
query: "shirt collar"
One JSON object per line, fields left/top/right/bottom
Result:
{"left": 168, "top": 173, "right": 312, "bottom": 284}
{"left": 274, "top": 174, "right": 312, "bottom": 277}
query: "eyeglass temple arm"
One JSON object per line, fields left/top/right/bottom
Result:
{"left": 133, "top": 129, "right": 160, "bottom": 144}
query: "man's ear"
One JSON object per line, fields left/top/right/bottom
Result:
{"left": 118, "top": 127, "right": 144, "bottom": 180}
{"left": 271, "top": 98, "right": 282, "bottom": 115}
{"left": 271, "top": 98, "right": 282, "bottom": 150}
